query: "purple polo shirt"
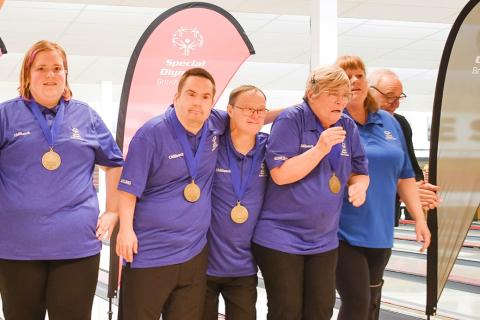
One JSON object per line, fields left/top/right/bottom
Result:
{"left": 118, "top": 105, "right": 227, "bottom": 268}
{"left": 0, "top": 97, "right": 123, "bottom": 260}
{"left": 252, "top": 101, "right": 368, "bottom": 255}
{"left": 207, "top": 131, "right": 268, "bottom": 277}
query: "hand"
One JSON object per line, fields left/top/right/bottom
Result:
{"left": 116, "top": 227, "right": 138, "bottom": 263}
{"left": 348, "top": 182, "right": 367, "bottom": 207}
{"left": 415, "top": 220, "right": 431, "bottom": 253}
{"left": 96, "top": 211, "right": 118, "bottom": 241}
{"left": 416, "top": 181, "right": 442, "bottom": 210}
{"left": 316, "top": 127, "right": 346, "bottom": 154}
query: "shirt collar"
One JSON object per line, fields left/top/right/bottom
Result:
{"left": 300, "top": 99, "right": 319, "bottom": 131}
{"left": 343, "top": 108, "right": 383, "bottom": 127}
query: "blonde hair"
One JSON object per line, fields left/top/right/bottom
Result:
{"left": 335, "top": 55, "right": 378, "bottom": 112}
{"left": 305, "top": 65, "right": 350, "bottom": 101}
{"left": 19, "top": 40, "right": 72, "bottom": 101}
{"left": 228, "top": 85, "right": 266, "bottom": 105}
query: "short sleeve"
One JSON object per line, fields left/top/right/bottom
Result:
{"left": 393, "top": 117, "right": 414, "bottom": 179}
{"left": 118, "top": 135, "right": 155, "bottom": 197}
{"left": 91, "top": 109, "right": 124, "bottom": 167}
{"left": 346, "top": 119, "right": 368, "bottom": 175}
{"left": 265, "top": 116, "right": 301, "bottom": 170}
{"left": 209, "top": 109, "right": 228, "bottom": 135}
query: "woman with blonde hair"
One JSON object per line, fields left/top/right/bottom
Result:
{"left": 252, "top": 65, "right": 369, "bottom": 319}
{"left": 0, "top": 40, "right": 123, "bottom": 320}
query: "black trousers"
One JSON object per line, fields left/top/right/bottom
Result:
{"left": 203, "top": 274, "right": 257, "bottom": 320}
{"left": 118, "top": 246, "right": 208, "bottom": 320}
{"left": 336, "top": 241, "right": 392, "bottom": 320}
{"left": 252, "top": 243, "right": 337, "bottom": 320}
{"left": 0, "top": 254, "right": 100, "bottom": 320}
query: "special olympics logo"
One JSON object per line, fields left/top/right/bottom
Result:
{"left": 172, "top": 27, "right": 204, "bottom": 56}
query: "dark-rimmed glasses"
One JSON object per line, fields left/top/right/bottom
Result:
{"left": 370, "top": 86, "right": 406, "bottom": 104}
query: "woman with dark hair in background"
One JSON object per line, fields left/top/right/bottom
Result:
{"left": 335, "top": 55, "right": 432, "bottom": 320}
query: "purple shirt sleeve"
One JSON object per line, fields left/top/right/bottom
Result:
{"left": 118, "top": 135, "right": 155, "bottom": 197}
{"left": 209, "top": 109, "right": 228, "bottom": 135}
{"left": 90, "top": 109, "right": 123, "bottom": 167}
{"left": 347, "top": 120, "right": 368, "bottom": 176}
{"left": 265, "top": 116, "right": 301, "bottom": 170}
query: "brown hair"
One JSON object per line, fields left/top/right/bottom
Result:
{"left": 19, "top": 40, "right": 72, "bottom": 101}
{"left": 228, "top": 85, "right": 266, "bottom": 105}
{"left": 305, "top": 65, "right": 350, "bottom": 100}
{"left": 335, "top": 55, "right": 378, "bottom": 112}
{"left": 177, "top": 67, "right": 216, "bottom": 97}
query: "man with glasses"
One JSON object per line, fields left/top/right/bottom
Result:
{"left": 369, "top": 69, "right": 440, "bottom": 225}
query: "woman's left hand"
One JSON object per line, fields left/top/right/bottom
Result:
{"left": 96, "top": 211, "right": 119, "bottom": 241}
{"left": 417, "top": 181, "right": 442, "bottom": 210}
{"left": 348, "top": 182, "right": 367, "bottom": 207}
{"left": 415, "top": 220, "right": 431, "bottom": 253}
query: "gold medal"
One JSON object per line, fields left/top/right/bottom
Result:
{"left": 41, "top": 148, "right": 61, "bottom": 171}
{"left": 230, "top": 201, "right": 249, "bottom": 224}
{"left": 328, "top": 173, "right": 341, "bottom": 194}
{"left": 184, "top": 180, "right": 201, "bottom": 202}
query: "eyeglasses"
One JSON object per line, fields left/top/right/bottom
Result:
{"left": 370, "top": 86, "right": 406, "bottom": 104}
{"left": 323, "top": 90, "right": 352, "bottom": 103}
{"left": 232, "top": 105, "right": 269, "bottom": 117}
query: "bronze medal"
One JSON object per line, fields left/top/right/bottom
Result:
{"left": 328, "top": 173, "right": 341, "bottom": 194}
{"left": 41, "top": 148, "right": 61, "bottom": 171}
{"left": 184, "top": 180, "right": 201, "bottom": 202}
{"left": 230, "top": 201, "right": 249, "bottom": 224}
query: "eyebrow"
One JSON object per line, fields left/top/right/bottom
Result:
{"left": 33, "top": 63, "right": 63, "bottom": 67}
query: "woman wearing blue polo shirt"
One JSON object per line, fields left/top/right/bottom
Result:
{"left": 252, "top": 66, "right": 370, "bottom": 320}
{"left": 335, "top": 55, "right": 431, "bottom": 320}
{"left": 0, "top": 40, "right": 123, "bottom": 320}
{"left": 203, "top": 85, "right": 269, "bottom": 320}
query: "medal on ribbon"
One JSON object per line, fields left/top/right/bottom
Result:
{"left": 29, "top": 100, "right": 65, "bottom": 171}
{"left": 226, "top": 133, "right": 263, "bottom": 224}
{"left": 169, "top": 109, "right": 209, "bottom": 203}
{"left": 317, "top": 121, "right": 343, "bottom": 194}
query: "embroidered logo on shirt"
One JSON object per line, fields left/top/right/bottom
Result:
{"left": 216, "top": 168, "right": 231, "bottom": 173}
{"left": 340, "top": 142, "right": 350, "bottom": 157}
{"left": 120, "top": 179, "right": 132, "bottom": 186}
{"left": 384, "top": 130, "right": 396, "bottom": 140}
{"left": 13, "top": 131, "right": 31, "bottom": 138}
{"left": 300, "top": 144, "right": 314, "bottom": 149}
{"left": 259, "top": 162, "right": 268, "bottom": 177}
{"left": 212, "top": 136, "right": 218, "bottom": 152}
{"left": 71, "top": 128, "right": 82, "bottom": 140}
{"left": 274, "top": 156, "right": 288, "bottom": 161}
{"left": 168, "top": 152, "right": 184, "bottom": 159}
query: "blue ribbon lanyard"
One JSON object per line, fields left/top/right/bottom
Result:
{"left": 225, "top": 133, "right": 263, "bottom": 204}
{"left": 317, "top": 121, "right": 342, "bottom": 179}
{"left": 170, "top": 110, "right": 209, "bottom": 182}
{"left": 29, "top": 99, "right": 65, "bottom": 149}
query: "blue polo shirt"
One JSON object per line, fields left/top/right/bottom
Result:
{"left": 339, "top": 109, "right": 414, "bottom": 248}
{"left": 118, "top": 105, "right": 227, "bottom": 268}
{"left": 252, "top": 101, "right": 368, "bottom": 255}
{"left": 207, "top": 131, "right": 268, "bottom": 277}
{"left": 0, "top": 97, "right": 123, "bottom": 260}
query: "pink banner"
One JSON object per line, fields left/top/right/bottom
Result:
{"left": 117, "top": 3, "right": 254, "bottom": 152}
